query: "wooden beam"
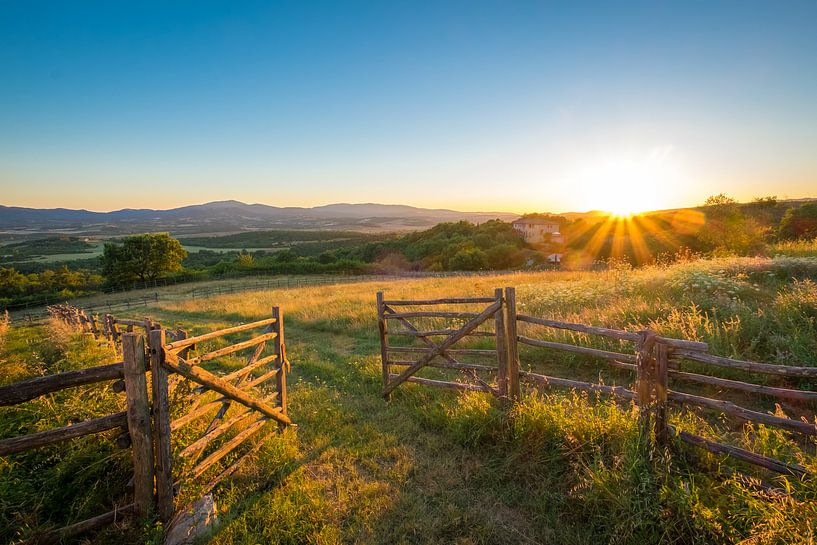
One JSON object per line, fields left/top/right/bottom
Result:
{"left": 517, "top": 336, "right": 638, "bottom": 363}
{"left": 121, "top": 333, "right": 154, "bottom": 517}
{"left": 671, "top": 426, "right": 809, "bottom": 477}
{"left": 15, "top": 503, "right": 136, "bottom": 545}
{"left": 163, "top": 351, "right": 291, "bottom": 426}
{"left": 0, "top": 412, "right": 127, "bottom": 456}
{"left": 190, "top": 418, "right": 269, "bottom": 479}
{"left": 382, "top": 297, "right": 496, "bottom": 305}
{"left": 517, "top": 314, "right": 708, "bottom": 351}
{"left": 388, "top": 374, "right": 493, "bottom": 393}
{"left": 504, "top": 287, "right": 521, "bottom": 400}
{"left": 520, "top": 371, "right": 636, "bottom": 400}
{"left": 668, "top": 390, "right": 817, "bottom": 435}
{"left": 0, "top": 363, "right": 124, "bottom": 406}
{"left": 149, "top": 328, "right": 174, "bottom": 523}
{"left": 164, "top": 317, "right": 277, "bottom": 351}
{"left": 377, "top": 292, "right": 390, "bottom": 398}
{"left": 187, "top": 332, "right": 277, "bottom": 364}
{"left": 384, "top": 311, "right": 481, "bottom": 320}
{"left": 674, "top": 350, "right": 817, "bottom": 378}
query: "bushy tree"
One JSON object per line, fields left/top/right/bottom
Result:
{"left": 102, "top": 233, "right": 187, "bottom": 284}
{"left": 779, "top": 202, "right": 817, "bottom": 240}
{"left": 697, "top": 197, "right": 767, "bottom": 255}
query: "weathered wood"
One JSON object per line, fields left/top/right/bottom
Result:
{"left": 520, "top": 371, "right": 637, "bottom": 400}
{"left": 222, "top": 354, "right": 278, "bottom": 382}
{"left": 388, "top": 374, "right": 493, "bottom": 393}
{"left": 603, "top": 359, "right": 817, "bottom": 402}
{"left": 149, "top": 328, "right": 174, "bottom": 523}
{"left": 179, "top": 408, "right": 255, "bottom": 458}
{"left": 388, "top": 360, "right": 496, "bottom": 372}
{"left": 113, "top": 318, "right": 149, "bottom": 328}
{"left": 164, "top": 317, "right": 278, "bottom": 351}
{"left": 377, "top": 292, "right": 390, "bottom": 398}
{"left": 187, "top": 332, "right": 277, "bottom": 364}
{"left": 16, "top": 503, "right": 136, "bottom": 545}
{"left": 0, "top": 412, "right": 127, "bottom": 456}
{"left": 504, "top": 287, "right": 521, "bottom": 400}
{"left": 0, "top": 362, "right": 125, "bottom": 406}
{"left": 636, "top": 330, "right": 658, "bottom": 407}
{"left": 517, "top": 336, "right": 638, "bottom": 363}
{"left": 272, "top": 307, "right": 287, "bottom": 428}
{"left": 171, "top": 392, "right": 279, "bottom": 431}
{"left": 163, "top": 351, "right": 291, "bottom": 426}
{"left": 203, "top": 427, "right": 277, "bottom": 493}
{"left": 387, "top": 347, "right": 497, "bottom": 356}
{"left": 191, "top": 418, "right": 269, "bottom": 479}
{"left": 384, "top": 311, "right": 481, "bottom": 320}
{"left": 382, "top": 304, "right": 464, "bottom": 368}
{"left": 382, "top": 299, "right": 502, "bottom": 396}
{"left": 121, "top": 333, "right": 154, "bottom": 516}
{"left": 671, "top": 426, "right": 809, "bottom": 477}
{"left": 674, "top": 349, "right": 817, "bottom": 378}
{"left": 517, "top": 314, "right": 708, "bottom": 351}
{"left": 382, "top": 297, "right": 497, "bottom": 305}
{"left": 655, "top": 343, "right": 669, "bottom": 446}
{"left": 246, "top": 367, "right": 280, "bottom": 389}
{"left": 668, "top": 390, "right": 817, "bottom": 435}
{"left": 389, "top": 328, "right": 495, "bottom": 337}
{"left": 494, "top": 288, "right": 509, "bottom": 398}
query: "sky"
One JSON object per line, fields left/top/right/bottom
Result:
{"left": 1, "top": 1, "right": 815, "bottom": 214}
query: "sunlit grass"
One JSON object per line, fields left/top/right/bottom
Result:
{"left": 4, "top": 255, "right": 817, "bottom": 543}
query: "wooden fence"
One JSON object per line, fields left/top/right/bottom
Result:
{"left": 377, "top": 287, "right": 817, "bottom": 482}
{"left": 0, "top": 308, "right": 293, "bottom": 544}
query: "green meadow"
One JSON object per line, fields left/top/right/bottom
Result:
{"left": 2, "top": 255, "right": 817, "bottom": 544}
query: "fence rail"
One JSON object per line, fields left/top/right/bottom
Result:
{"left": 377, "top": 286, "right": 817, "bottom": 482}
{"left": 1, "top": 303, "right": 295, "bottom": 543}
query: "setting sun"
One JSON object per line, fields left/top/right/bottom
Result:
{"left": 566, "top": 147, "right": 686, "bottom": 216}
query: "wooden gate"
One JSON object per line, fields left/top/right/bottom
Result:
{"left": 377, "top": 289, "right": 508, "bottom": 398}
{"left": 151, "top": 308, "right": 291, "bottom": 521}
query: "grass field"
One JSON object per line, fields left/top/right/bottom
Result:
{"left": 2, "top": 256, "right": 817, "bottom": 544}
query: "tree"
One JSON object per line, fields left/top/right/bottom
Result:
{"left": 779, "top": 202, "right": 817, "bottom": 240}
{"left": 102, "top": 233, "right": 187, "bottom": 284}
{"left": 704, "top": 194, "right": 737, "bottom": 207}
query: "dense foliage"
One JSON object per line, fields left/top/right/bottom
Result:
{"left": 0, "top": 266, "right": 102, "bottom": 308}
{"left": 779, "top": 202, "right": 817, "bottom": 240}
{"left": 102, "top": 233, "right": 187, "bottom": 285}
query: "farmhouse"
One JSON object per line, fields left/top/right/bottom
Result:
{"left": 512, "top": 217, "right": 564, "bottom": 244}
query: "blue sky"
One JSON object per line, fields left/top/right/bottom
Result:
{"left": 1, "top": 1, "right": 815, "bottom": 213}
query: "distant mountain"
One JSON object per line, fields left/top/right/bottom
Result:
{"left": 0, "top": 200, "right": 520, "bottom": 236}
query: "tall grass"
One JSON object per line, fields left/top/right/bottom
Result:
{"left": 3, "top": 255, "right": 817, "bottom": 543}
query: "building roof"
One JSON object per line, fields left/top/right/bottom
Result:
{"left": 512, "top": 217, "right": 560, "bottom": 226}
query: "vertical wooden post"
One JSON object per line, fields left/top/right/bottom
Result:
{"left": 494, "top": 288, "right": 509, "bottom": 399}
{"left": 272, "top": 307, "right": 287, "bottom": 429}
{"left": 504, "top": 287, "right": 521, "bottom": 401}
{"left": 654, "top": 342, "right": 669, "bottom": 447}
{"left": 88, "top": 314, "right": 99, "bottom": 338}
{"left": 122, "top": 333, "right": 154, "bottom": 517}
{"left": 149, "top": 328, "right": 174, "bottom": 522}
{"left": 376, "top": 292, "right": 391, "bottom": 400}
{"left": 635, "top": 329, "right": 657, "bottom": 444}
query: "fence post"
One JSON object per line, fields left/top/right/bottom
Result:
{"left": 122, "top": 333, "right": 154, "bottom": 517}
{"left": 376, "top": 292, "right": 391, "bottom": 400}
{"left": 272, "top": 307, "right": 288, "bottom": 429}
{"left": 148, "top": 327, "right": 174, "bottom": 522}
{"left": 654, "top": 342, "right": 669, "bottom": 447}
{"left": 504, "top": 287, "right": 521, "bottom": 401}
{"left": 494, "top": 288, "right": 509, "bottom": 399}
{"left": 635, "top": 329, "right": 658, "bottom": 444}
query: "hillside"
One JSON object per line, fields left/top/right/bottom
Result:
{"left": 0, "top": 201, "right": 519, "bottom": 236}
